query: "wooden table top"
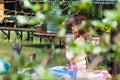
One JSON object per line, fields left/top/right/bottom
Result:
{"left": 33, "top": 33, "right": 73, "bottom": 37}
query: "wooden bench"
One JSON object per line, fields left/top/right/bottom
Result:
{"left": 0, "top": 27, "right": 36, "bottom": 41}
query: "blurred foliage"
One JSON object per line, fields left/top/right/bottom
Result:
{"left": 1, "top": 0, "right": 120, "bottom": 80}
{"left": 71, "top": 0, "right": 92, "bottom": 12}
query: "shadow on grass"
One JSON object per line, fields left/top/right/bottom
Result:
{"left": 22, "top": 44, "right": 65, "bottom": 49}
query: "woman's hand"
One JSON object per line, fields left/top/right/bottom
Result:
{"left": 64, "top": 64, "right": 71, "bottom": 70}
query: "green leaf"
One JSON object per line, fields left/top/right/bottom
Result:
{"left": 92, "top": 46, "right": 101, "bottom": 55}
{"left": 77, "top": 21, "right": 86, "bottom": 30}
{"left": 85, "top": 43, "right": 93, "bottom": 53}
{"left": 43, "top": 3, "right": 49, "bottom": 12}
{"left": 31, "top": 4, "right": 41, "bottom": 12}
{"left": 23, "top": 0, "right": 32, "bottom": 8}
{"left": 58, "top": 28, "right": 66, "bottom": 37}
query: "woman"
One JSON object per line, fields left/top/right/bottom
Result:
{"left": 49, "top": 16, "right": 88, "bottom": 78}
{"left": 65, "top": 16, "right": 88, "bottom": 78}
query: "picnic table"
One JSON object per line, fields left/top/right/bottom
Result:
{"left": 33, "top": 33, "right": 72, "bottom": 47}
{"left": 0, "top": 27, "right": 36, "bottom": 41}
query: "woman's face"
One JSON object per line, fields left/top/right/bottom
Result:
{"left": 71, "top": 24, "right": 79, "bottom": 34}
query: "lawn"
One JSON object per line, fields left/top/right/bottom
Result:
{"left": 0, "top": 31, "right": 112, "bottom": 80}
{"left": 0, "top": 31, "right": 68, "bottom": 67}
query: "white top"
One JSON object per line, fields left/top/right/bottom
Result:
{"left": 66, "top": 37, "right": 87, "bottom": 77}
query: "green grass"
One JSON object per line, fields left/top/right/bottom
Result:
{"left": 0, "top": 31, "right": 68, "bottom": 66}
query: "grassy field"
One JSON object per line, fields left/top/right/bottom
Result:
{"left": 0, "top": 31, "right": 68, "bottom": 67}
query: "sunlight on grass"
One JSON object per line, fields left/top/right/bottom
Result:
{"left": 117, "top": 74, "right": 120, "bottom": 80}
{"left": 0, "top": 31, "right": 67, "bottom": 66}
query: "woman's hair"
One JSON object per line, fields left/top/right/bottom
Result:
{"left": 72, "top": 16, "right": 88, "bottom": 34}
{"left": 66, "top": 16, "right": 89, "bottom": 34}
{"left": 72, "top": 16, "right": 87, "bottom": 25}
{"left": 71, "top": 16, "right": 89, "bottom": 40}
